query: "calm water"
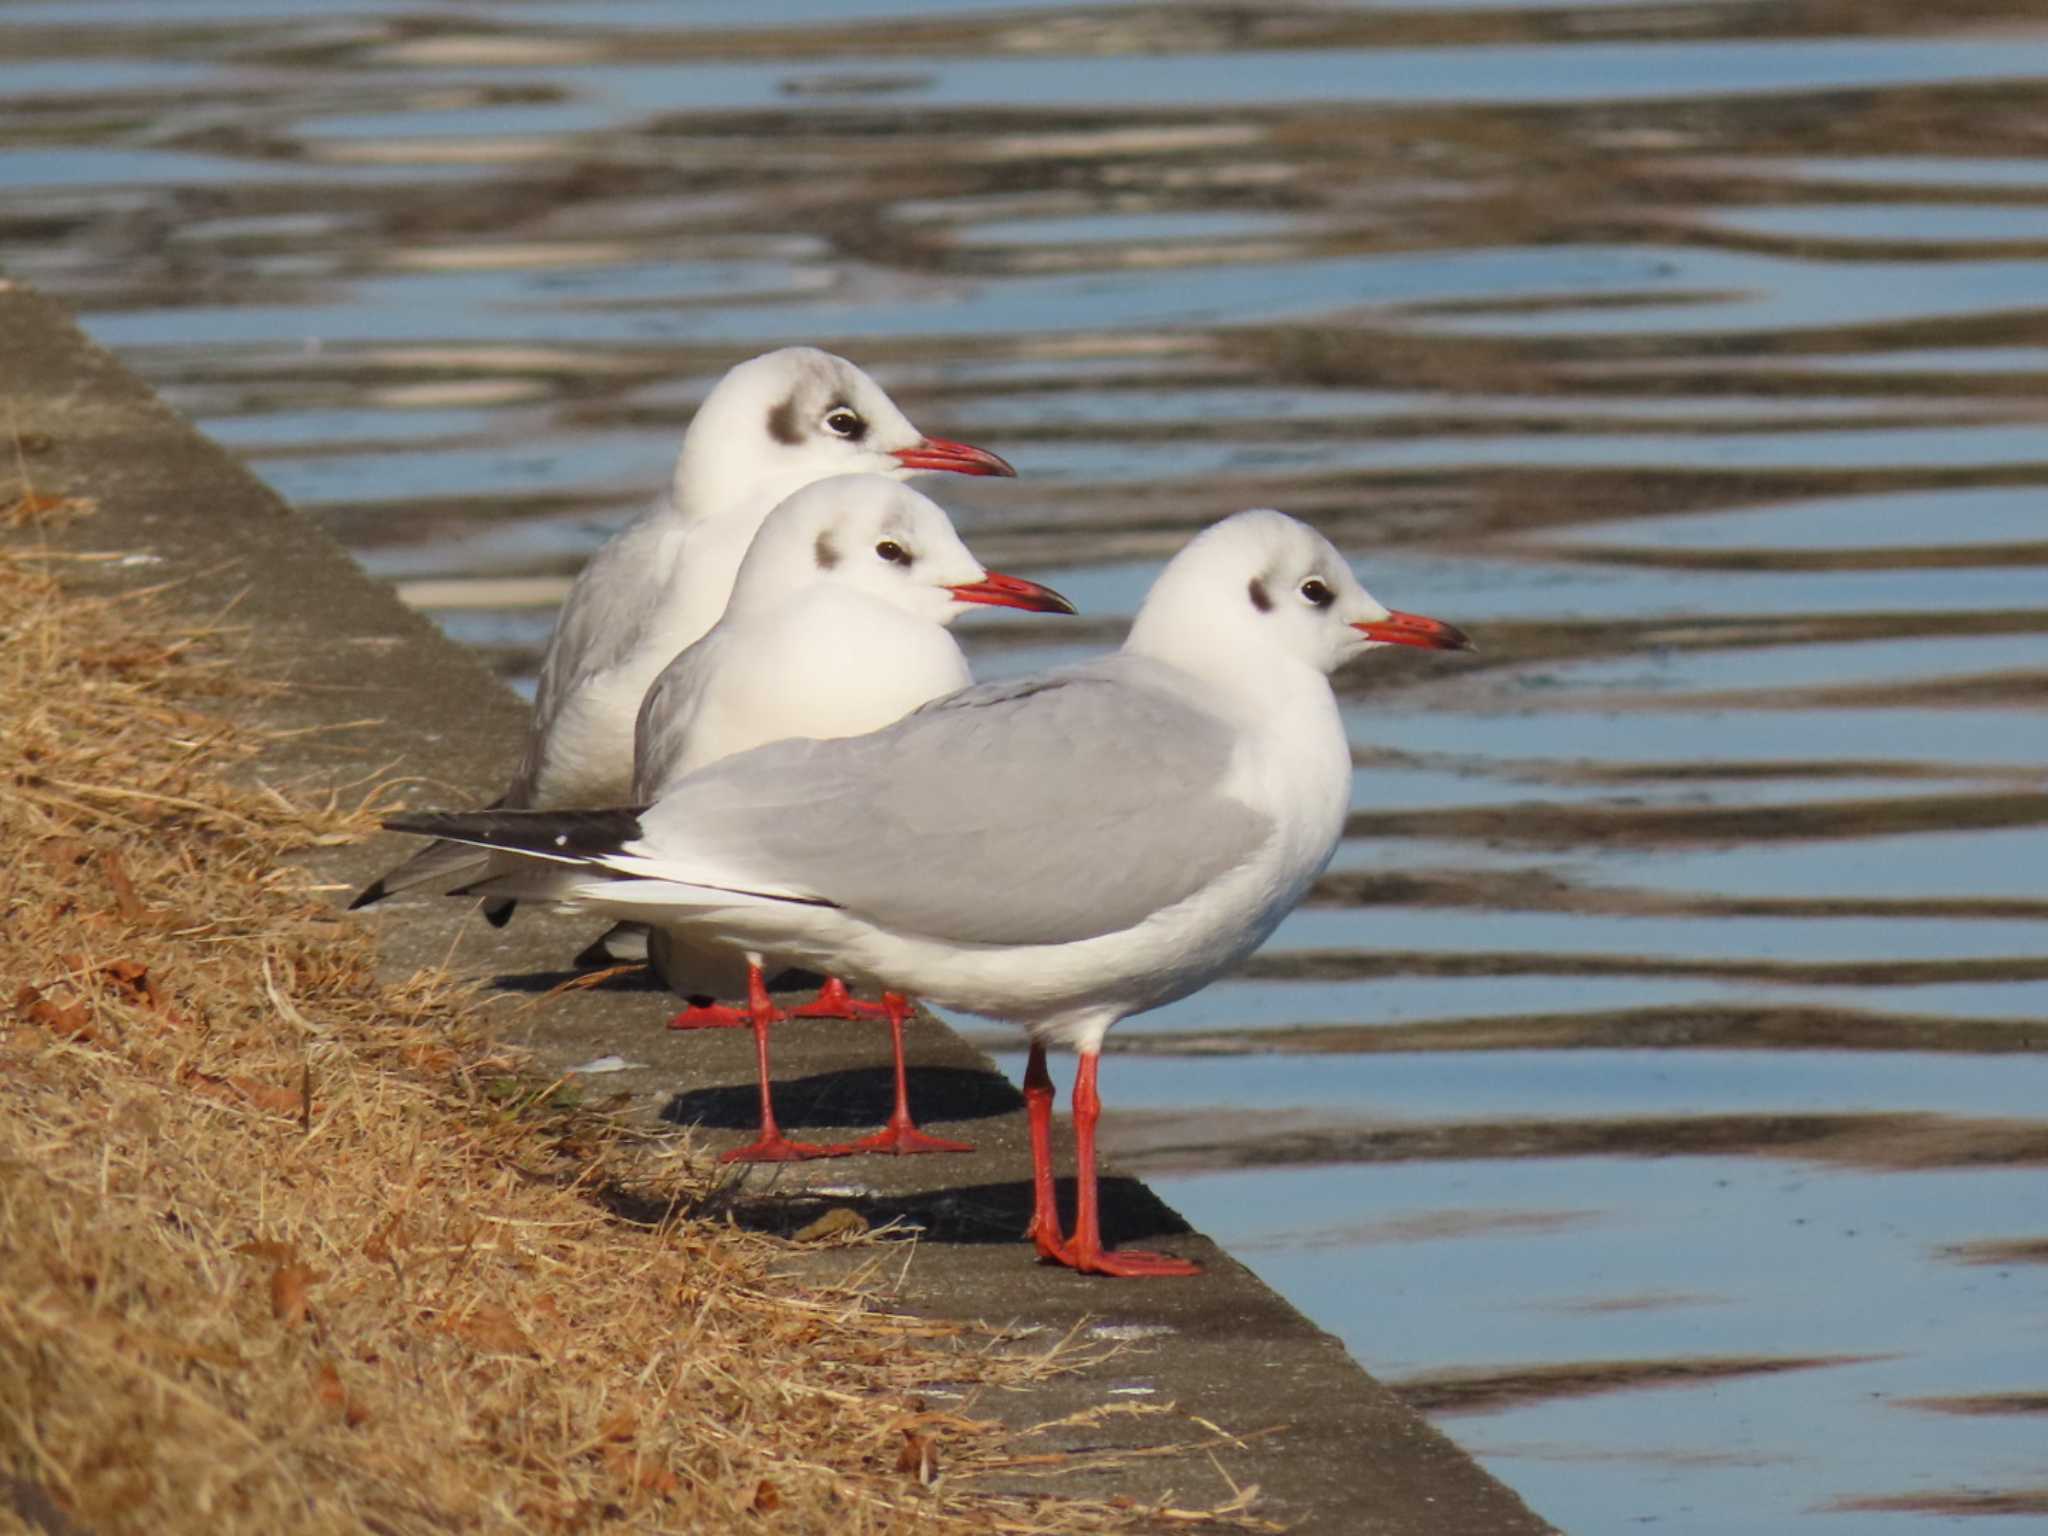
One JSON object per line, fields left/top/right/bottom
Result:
{"left": 5, "top": 2, "right": 2046, "bottom": 1529}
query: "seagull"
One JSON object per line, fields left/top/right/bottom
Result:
{"left": 350, "top": 346, "right": 1015, "bottom": 922}
{"left": 381, "top": 510, "right": 1471, "bottom": 1277}
{"left": 629, "top": 473, "right": 1074, "bottom": 1161}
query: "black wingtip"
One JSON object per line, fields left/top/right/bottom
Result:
{"left": 381, "top": 806, "right": 652, "bottom": 859}
{"left": 484, "top": 900, "right": 516, "bottom": 928}
{"left": 347, "top": 879, "right": 387, "bottom": 911}
{"left": 382, "top": 812, "right": 452, "bottom": 838}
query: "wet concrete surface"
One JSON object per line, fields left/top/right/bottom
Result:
{"left": 0, "top": 278, "right": 1556, "bottom": 1534}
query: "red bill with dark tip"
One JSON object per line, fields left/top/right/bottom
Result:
{"left": 947, "top": 569, "right": 1077, "bottom": 615}
{"left": 1353, "top": 609, "right": 1474, "bottom": 652}
{"left": 892, "top": 436, "right": 1018, "bottom": 478}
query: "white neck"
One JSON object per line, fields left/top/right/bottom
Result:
{"left": 1124, "top": 605, "right": 1324, "bottom": 722}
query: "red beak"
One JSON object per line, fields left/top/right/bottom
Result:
{"left": 947, "top": 569, "right": 1077, "bottom": 615}
{"left": 1353, "top": 609, "right": 1473, "bottom": 652}
{"left": 892, "top": 436, "right": 1018, "bottom": 478}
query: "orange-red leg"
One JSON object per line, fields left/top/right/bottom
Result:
{"left": 719, "top": 964, "right": 850, "bottom": 1164}
{"left": 1022, "top": 1042, "right": 1065, "bottom": 1261}
{"left": 839, "top": 993, "right": 972, "bottom": 1156}
{"left": 1039, "top": 1051, "right": 1200, "bottom": 1278}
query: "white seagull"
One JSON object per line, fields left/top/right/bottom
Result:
{"left": 351, "top": 346, "right": 1015, "bottom": 920}
{"left": 629, "top": 473, "right": 1074, "bottom": 1161}
{"left": 381, "top": 510, "right": 1471, "bottom": 1277}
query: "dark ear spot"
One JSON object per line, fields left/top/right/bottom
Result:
{"left": 766, "top": 394, "right": 803, "bottom": 446}
{"left": 813, "top": 530, "right": 839, "bottom": 570}
{"left": 1248, "top": 576, "right": 1272, "bottom": 613}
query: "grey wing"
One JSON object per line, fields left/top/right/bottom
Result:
{"left": 348, "top": 834, "right": 491, "bottom": 909}
{"left": 637, "top": 660, "right": 1273, "bottom": 946}
{"left": 632, "top": 630, "right": 724, "bottom": 799}
{"left": 516, "top": 505, "right": 680, "bottom": 799}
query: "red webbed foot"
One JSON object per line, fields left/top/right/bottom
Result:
{"left": 842, "top": 1120, "right": 974, "bottom": 1156}
{"left": 666, "top": 1000, "right": 764, "bottom": 1030}
{"left": 1037, "top": 1239, "right": 1203, "bottom": 1279}
{"left": 786, "top": 976, "right": 891, "bottom": 1021}
{"left": 718, "top": 1133, "right": 854, "bottom": 1164}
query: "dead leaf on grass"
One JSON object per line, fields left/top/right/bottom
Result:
{"left": 794, "top": 1207, "right": 869, "bottom": 1243}
{"left": 183, "top": 1067, "right": 305, "bottom": 1118}
{"left": 99, "top": 958, "right": 161, "bottom": 1010}
{"left": 235, "top": 1076, "right": 306, "bottom": 1116}
{"left": 271, "top": 1263, "right": 317, "bottom": 1327}
{"left": 315, "top": 1360, "right": 370, "bottom": 1426}
{"left": 33, "top": 836, "right": 94, "bottom": 872}
{"left": 101, "top": 851, "right": 145, "bottom": 923}
{"left": 362, "top": 1216, "right": 408, "bottom": 1265}
{"left": 445, "top": 1305, "right": 535, "bottom": 1356}
{"left": 235, "top": 1241, "right": 318, "bottom": 1328}
{"left": 15, "top": 984, "right": 97, "bottom": 1043}
{"left": 2, "top": 488, "right": 94, "bottom": 528}
{"left": 399, "top": 1042, "right": 460, "bottom": 1074}
{"left": 640, "top": 1464, "right": 680, "bottom": 1496}
{"left": 897, "top": 1430, "right": 940, "bottom": 1486}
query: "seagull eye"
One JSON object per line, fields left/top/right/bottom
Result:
{"left": 1300, "top": 578, "right": 1335, "bottom": 609}
{"left": 875, "top": 540, "right": 912, "bottom": 566}
{"left": 824, "top": 408, "right": 866, "bottom": 441}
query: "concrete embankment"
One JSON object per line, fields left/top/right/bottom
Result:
{"left": 1, "top": 278, "right": 1556, "bottom": 1536}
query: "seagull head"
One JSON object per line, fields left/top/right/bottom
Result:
{"left": 729, "top": 475, "right": 1075, "bottom": 627}
{"left": 673, "top": 348, "right": 1015, "bottom": 520}
{"left": 1126, "top": 508, "right": 1472, "bottom": 680}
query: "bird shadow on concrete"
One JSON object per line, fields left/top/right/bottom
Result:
{"left": 727, "top": 1176, "right": 1191, "bottom": 1250}
{"left": 487, "top": 965, "right": 1194, "bottom": 1253}
{"left": 598, "top": 1168, "right": 1192, "bottom": 1251}
{"left": 658, "top": 1064, "right": 1015, "bottom": 1136}
{"left": 631, "top": 1070, "right": 1194, "bottom": 1252}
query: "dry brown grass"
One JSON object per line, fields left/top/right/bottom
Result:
{"left": 0, "top": 542, "right": 1266, "bottom": 1536}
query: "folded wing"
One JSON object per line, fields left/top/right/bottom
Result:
{"left": 619, "top": 657, "right": 1273, "bottom": 947}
